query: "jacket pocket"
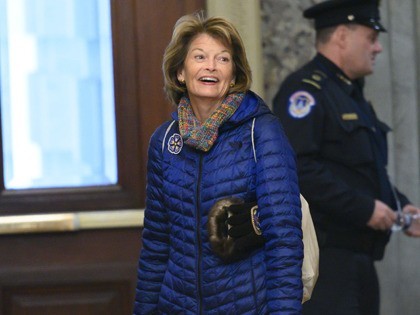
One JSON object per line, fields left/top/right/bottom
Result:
{"left": 321, "top": 116, "right": 375, "bottom": 165}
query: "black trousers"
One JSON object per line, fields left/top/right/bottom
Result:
{"left": 303, "top": 247, "right": 379, "bottom": 315}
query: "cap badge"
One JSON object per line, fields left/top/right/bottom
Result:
{"left": 288, "top": 91, "right": 316, "bottom": 119}
{"left": 167, "top": 133, "right": 183, "bottom": 154}
{"left": 347, "top": 15, "right": 355, "bottom": 21}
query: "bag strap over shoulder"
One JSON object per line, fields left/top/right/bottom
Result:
{"left": 162, "top": 120, "right": 177, "bottom": 154}
{"left": 250, "top": 116, "right": 319, "bottom": 303}
{"left": 251, "top": 117, "right": 257, "bottom": 163}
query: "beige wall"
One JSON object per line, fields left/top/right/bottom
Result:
{"left": 367, "top": 1, "right": 420, "bottom": 314}
{"left": 206, "top": 0, "right": 265, "bottom": 99}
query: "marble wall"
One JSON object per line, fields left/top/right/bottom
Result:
{"left": 261, "top": 0, "right": 321, "bottom": 105}
{"left": 260, "top": 0, "right": 420, "bottom": 314}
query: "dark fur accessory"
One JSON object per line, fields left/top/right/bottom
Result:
{"left": 207, "top": 197, "right": 264, "bottom": 263}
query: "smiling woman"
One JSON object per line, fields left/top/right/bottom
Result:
{"left": 134, "top": 12, "right": 303, "bottom": 315}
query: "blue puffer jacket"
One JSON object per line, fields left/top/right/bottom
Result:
{"left": 134, "top": 91, "right": 303, "bottom": 314}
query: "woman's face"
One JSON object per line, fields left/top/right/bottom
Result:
{"left": 178, "top": 33, "right": 235, "bottom": 108}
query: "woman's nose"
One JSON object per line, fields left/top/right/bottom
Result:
{"left": 205, "top": 58, "right": 216, "bottom": 71}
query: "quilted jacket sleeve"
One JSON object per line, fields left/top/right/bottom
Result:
{"left": 133, "top": 127, "right": 170, "bottom": 314}
{"left": 254, "top": 114, "right": 303, "bottom": 314}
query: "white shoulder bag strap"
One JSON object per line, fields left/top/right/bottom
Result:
{"left": 251, "top": 117, "right": 319, "bottom": 303}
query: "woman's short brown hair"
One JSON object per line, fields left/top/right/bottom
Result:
{"left": 162, "top": 11, "right": 252, "bottom": 106}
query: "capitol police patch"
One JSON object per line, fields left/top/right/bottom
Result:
{"left": 167, "top": 133, "right": 183, "bottom": 154}
{"left": 288, "top": 91, "right": 316, "bottom": 118}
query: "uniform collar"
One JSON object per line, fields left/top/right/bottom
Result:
{"left": 315, "top": 53, "right": 355, "bottom": 96}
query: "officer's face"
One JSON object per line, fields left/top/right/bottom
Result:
{"left": 177, "top": 33, "right": 235, "bottom": 118}
{"left": 343, "top": 25, "right": 383, "bottom": 79}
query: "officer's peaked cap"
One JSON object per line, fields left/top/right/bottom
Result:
{"left": 303, "top": 0, "right": 386, "bottom": 32}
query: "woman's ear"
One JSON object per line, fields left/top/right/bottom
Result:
{"left": 177, "top": 70, "right": 184, "bottom": 83}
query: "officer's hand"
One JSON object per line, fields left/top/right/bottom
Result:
{"left": 403, "top": 205, "right": 420, "bottom": 237}
{"left": 367, "top": 200, "right": 396, "bottom": 231}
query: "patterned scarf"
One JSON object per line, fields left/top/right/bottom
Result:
{"left": 178, "top": 93, "right": 245, "bottom": 152}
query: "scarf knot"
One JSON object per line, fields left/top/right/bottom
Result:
{"left": 178, "top": 93, "right": 245, "bottom": 152}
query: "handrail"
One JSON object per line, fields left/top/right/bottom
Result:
{"left": 0, "top": 209, "right": 144, "bottom": 235}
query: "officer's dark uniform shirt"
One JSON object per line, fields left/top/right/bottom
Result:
{"left": 273, "top": 53, "right": 410, "bottom": 260}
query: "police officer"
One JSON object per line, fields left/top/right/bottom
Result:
{"left": 272, "top": 0, "right": 420, "bottom": 314}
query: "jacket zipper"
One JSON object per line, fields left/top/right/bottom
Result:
{"left": 196, "top": 153, "right": 204, "bottom": 315}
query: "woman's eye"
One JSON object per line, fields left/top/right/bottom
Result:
{"left": 217, "top": 56, "right": 230, "bottom": 63}
{"left": 194, "top": 55, "right": 205, "bottom": 60}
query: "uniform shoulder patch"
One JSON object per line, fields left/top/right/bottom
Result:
{"left": 288, "top": 91, "right": 316, "bottom": 119}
